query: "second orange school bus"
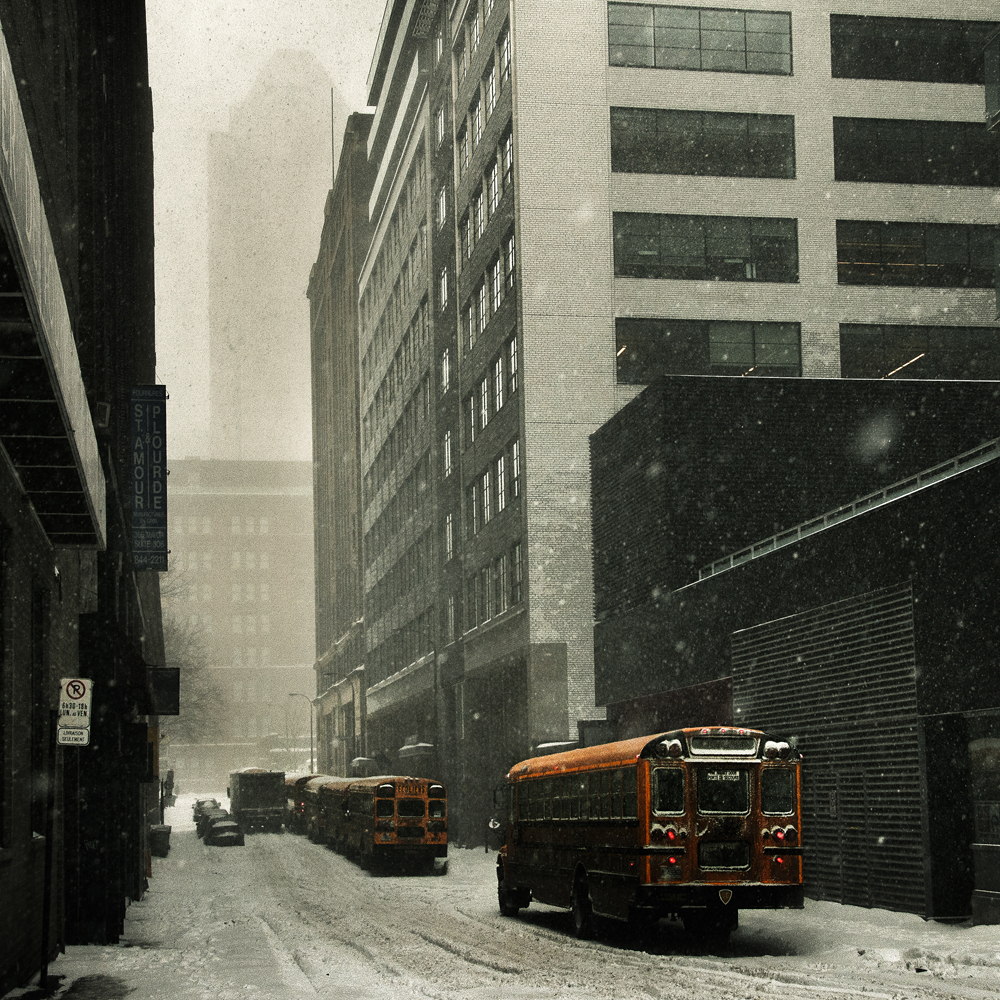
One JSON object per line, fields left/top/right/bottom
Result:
{"left": 495, "top": 727, "right": 803, "bottom": 939}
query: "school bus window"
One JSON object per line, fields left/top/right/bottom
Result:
{"left": 610, "top": 769, "right": 622, "bottom": 818}
{"left": 429, "top": 798, "right": 446, "bottom": 818}
{"left": 653, "top": 767, "right": 685, "bottom": 814}
{"left": 543, "top": 778, "right": 553, "bottom": 820}
{"left": 623, "top": 767, "right": 638, "bottom": 818}
{"left": 762, "top": 767, "right": 795, "bottom": 815}
{"left": 375, "top": 799, "right": 394, "bottom": 818}
{"left": 697, "top": 766, "right": 749, "bottom": 814}
{"left": 398, "top": 798, "right": 425, "bottom": 818}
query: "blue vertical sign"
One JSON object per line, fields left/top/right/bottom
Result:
{"left": 131, "top": 385, "right": 167, "bottom": 570}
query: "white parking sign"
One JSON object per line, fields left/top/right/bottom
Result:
{"left": 59, "top": 677, "right": 94, "bottom": 729}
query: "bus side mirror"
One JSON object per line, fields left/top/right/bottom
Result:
{"left": 493, "top": 786, "right": 504, "bottom": 808}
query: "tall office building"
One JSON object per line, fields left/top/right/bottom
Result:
{"left": 337, "top": 0, "right": 998, "bottom": 838}
{"left": 208, "top": 50, "right": 347, "bottom": 462}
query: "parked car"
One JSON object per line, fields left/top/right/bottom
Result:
{"left": 192, "top": 797, "right": 220, "bottom": 820}
{"left": 196, "top": 805, "right": 228, "bottom": 838}
{"left": 204, "top": 815, "right": 245, "bottom": 847}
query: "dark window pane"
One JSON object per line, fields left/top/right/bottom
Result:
{"left": 653, "top": 767, "right": 685, "bottom": 814}
{"left": 841, "top": 323, "right": 1000, "bottom": 379}
{"left": 831, "top": 15, "right": 999, "bottom": 84}
{"left": 762, "top": 768, "right": 795, "bottom": 814}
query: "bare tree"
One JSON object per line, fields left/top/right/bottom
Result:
{"left": 159, "top": 572, "right": 223, "bottom": 745}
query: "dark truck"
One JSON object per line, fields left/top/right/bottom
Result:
{"left": 228, "top": 767, "right": 285, "bottom": 832}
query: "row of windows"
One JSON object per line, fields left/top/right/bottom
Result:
{"left": 364, "top": 374, "right": 431, "bottom": 505}
{"left": 614, "top": 213, "right": 999, "bottom": 289}
{"left": 460, "top": 133, "right": 513, "bottom": 259}
{"left": 366, "top": 526, "right": 434, "bottom": 624}
{"left": 465, "top": 540, "right": 524, "bottom": 632}
{"left": 611, "top": 108, "right": 997, "bottom": 189}
{"left": 173, "top": 516, "right": 213, "bottom": 536}
{"left": 465, "top": 336, "right": 518, "bottom": 443}
{"left": 616, "top": 318, "right": 801, "bottom": 383}
{"left": 833, "top": 118, "right": 998, "bottom": 188}
{"left": 463, "top": 233, "right": 515, "bottom": 351}
{"left": 457, "top": 26, "right": 511, "bottom": 183}
{"left": 516, "top": 768, "right": 640, "bottom": 822}
{"left": 365, "top": 451, "right": 431, "bottom": 567}
{"left": 359, "top": 152, "right": 427, "bottom": 336}
{"left": 609, "top": 4, "right": 792, "bottom": 76}
{"left": 464, "top": 438, "right": 521, "bottom": 537}
{"left": 616, "top": 318, "right": 1000, "bottom": 383}
{"left": 230, "top": 614, "right": 272, "bottom": 636}
{"left": 837, "top": 221, "right": 996, "bottom": 289}
{"left": 608, "top": 7, "right": 997, "bottom": 86}
{"left": 231, "top": 516, "right": 269, "bottom": 535}
{"left": 653, "top": 766, "right": 795, "bottom": 816}
{"left": 230, "top": 647, "right": 272, "bottom": 670}
{"left": 164, "top": 611, "right": 215, "bottom": 633}
{"left": 363, "top": 298, "right": 430, "bottom": 446}
{"left": 830, "top": 14, "right": 997, "bottom": 86}
{"left": 840, "top": 324, "right": 1000, "bottom": 381}
{"left": 367, "top": 606, "right": 436, "bottom": 686}
{"left": 614, "top": 212, "right": 799, "bottom": 284}
{"left": 230, "top": 582, "right": 270, "bottom": 603}
{"left": 611, "top": 107, "right": 794, "bottom": 179}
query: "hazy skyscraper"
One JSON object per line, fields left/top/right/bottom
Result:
{"left": 208, "top": 49, "right": 348, "bottom": 460}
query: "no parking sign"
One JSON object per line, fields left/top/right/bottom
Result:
{"left": 58, "top": 677, "right": 94, "bottom": 746}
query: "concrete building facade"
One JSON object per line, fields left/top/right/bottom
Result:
{"left": 308, "top": 113, "right": 375, "bottom": 776}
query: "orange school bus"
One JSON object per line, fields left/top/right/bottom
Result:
{"left": 496, "top": 727, "right": 803, "bottom": 940}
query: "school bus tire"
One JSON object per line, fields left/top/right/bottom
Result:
{"left": 571, "top": 874, "right": 594, "bottom": 939}
{"left": 497, "top": 869, "right": 523, "bottom": 917}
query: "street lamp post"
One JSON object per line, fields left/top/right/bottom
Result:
{"left": 288, "top": 693, "right": 314, "bottom": 772}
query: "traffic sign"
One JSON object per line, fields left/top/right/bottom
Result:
{"left": 59, "top": 677, "right": 94, "bottom": 729}
{"left": 57, "top": 728, "right": 91, "bottom": 747}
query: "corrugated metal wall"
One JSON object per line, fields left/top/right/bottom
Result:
{"left": 732, "top": 583, "right": 926, "bottom": 914}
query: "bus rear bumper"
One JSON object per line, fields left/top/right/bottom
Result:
{"left": 634, "top": 883, "right": 804, "bottom": 915}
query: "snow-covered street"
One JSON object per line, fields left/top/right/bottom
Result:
{"left": 6, "top": 794, "right": 1000, "bottom": 1000}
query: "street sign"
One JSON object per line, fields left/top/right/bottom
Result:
{"left": 57, "top": 728, "right": 91, "bottom": 746}
{"left": 59, "top": 677, "right": 94, "bottom": 730}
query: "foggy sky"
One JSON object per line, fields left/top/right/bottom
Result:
{"left": 147, "top": 1, "right": 382, "bottom": 460}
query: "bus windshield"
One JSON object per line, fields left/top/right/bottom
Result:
{"left": 652, "top": 767, "right": 685, "bottom": 814}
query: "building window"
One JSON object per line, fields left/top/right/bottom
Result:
{"left": 477, "top": 281, "right": 488, "bottom": 332}
{"left": 614, "top": 212, "right": 799, "bottom": 283}
{"left": 465, "top": 300, "right": 477, "bottom": 351}
{"left": 470, "top": 7, "right": 480, "bottom": 52}
{"left": 496, "top": 453, "right": 506, "bottom": 512}
{"left": 458, "top": 128, "right": 470, "bottom": 179}
{"left": 474, "top": 193, "right": 485, "bottom": 238}
{"left": 508, "top": 336, "right": 518, "bottom": 396}
{"left": 500, "top": 129, "right": 513, "bottom": 189}
{"left": 466, "top": 482, "right": 478, "bottom": 535}
{"left": 511, "top": 438, "right": 521, "bottom": 497}
{"left": 482, "top": 469, "right": 492, "bottom": 525}
{"left": 445, "top": 512, "right": 454, "bottom": 560}
{"left": 457, "top": 40, "right": 467, "bottom": 79}
{"left": 833, "top": 118, "right": 999, "bottom": 187}
{"left": 479, "top": 374, "right": 490, "bottom": 430}
{"left": 442, "top": 347, "right": 450, "bottom": 392}
{"left": 511, "top": 541, "right": 523, "bottom": 604}
{"left": 840, "top": 324, "right": 1000, "bottom": 380}
{"left": 462, "top": 212, "right": 472, "bottom": 260}
{"left": 435, "top": 26, "right": 444, "bottom": 62}
{"left": 439, "top": 266, "right": 449, "bottom": 308}
{"left": 436, "top": 106, "right": 446, "bottom": 146}
{"left": 480, "top": 565, "right": 491, "bottom": 622}
{"left": 500, "top": 25, "right": 511, "bottom": 84}
{"left": 484, "top": 61, "right": 497, "bottom": 117}
{"left": 494, "top": 554, "right": 508, "bottom": 615}
{"left": 611, "top": 107, "right": 794, "bottom": 178}
{"left": 616, "top": 317, "right": 801, "bottom": 382}
{"left": 491, "top": 256, "right": 503, "bottom": 313}
{"left": 830, "top": 15, "right": 997, "bottom": 84}
{"left": 503, "top": 232, "right": 516, "bottom": 289}
{"left": 487, "top": 162, "right": 500, "bottom": 216}
{"left": 609, "top": 4, "right": 792, "bottom": 76}
{"left": 471, "top": 98, "right": 482, "bottom": 145}
{"left": 493, "top": 354, "right": 504, "bottom": 411}
{"left": 437, "top": 186, "right": 448, "bottom": 229}
{"left": 837, "top": 221, "right": 997, "bottom": 288}
{"left": 444, "top": 430, "right": 453, "bottom": 476}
